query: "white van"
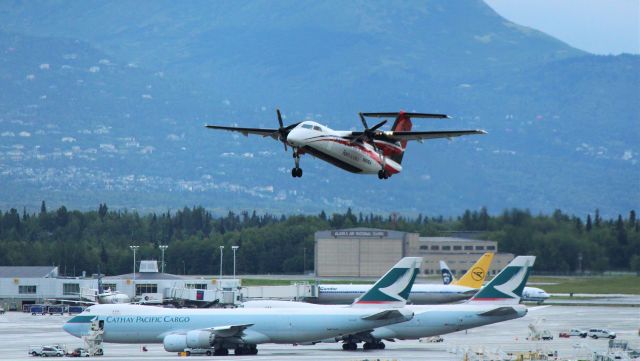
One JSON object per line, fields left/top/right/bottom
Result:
{"left": 587, "top": 328, "right": 616, "bottom": 339}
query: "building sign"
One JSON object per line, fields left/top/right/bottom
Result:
{"left": 332, "top": 230, "right": 388, "bottom": 238}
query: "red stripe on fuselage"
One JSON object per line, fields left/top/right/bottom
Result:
{"left": 309, "top": 137, "right": 400, "bottom": 174}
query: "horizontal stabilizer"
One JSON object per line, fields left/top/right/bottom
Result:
{"left": 205, "top": 323, "right": 254, "bottom": 338}
{"left": 478, "top": 306, "right": 518, "bottom": 317}
{"left": 362, "top": 112, "right": 449, "bottom": 119}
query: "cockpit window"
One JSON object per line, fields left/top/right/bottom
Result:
{"left": 313, "top": 126, "right": 322, "bottom": 131}
{"left": 301, "top": 124, "right": 313, "bottom": 129}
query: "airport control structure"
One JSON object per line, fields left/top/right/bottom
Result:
{"left": 314, "top": 227, "right": 514, "bottom": 277}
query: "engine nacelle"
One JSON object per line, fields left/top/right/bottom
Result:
{"left": 163, "top": 331, "right": 214, "bottom": 352}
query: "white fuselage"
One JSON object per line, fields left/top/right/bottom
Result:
{"left": 241, "top": 300, "right": 527, "bottom": 341}
{"left": 63, "top": 304, "right": 412, "bottom": 345}
{"left": 521, "top": 287, "right": 550, "bottom": 303}
{"left": 286, "top": 121, "right": 402, "bottom": 175}
{"left": 316, "top": 283, "right": 476, "bottom": 305}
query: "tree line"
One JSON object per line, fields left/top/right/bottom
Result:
{"left": 0, "top": 202, "right": 638, "bottom": 276}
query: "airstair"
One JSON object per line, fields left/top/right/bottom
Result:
{"left": 82, "top": 319, "right": 104, "bottom": 356}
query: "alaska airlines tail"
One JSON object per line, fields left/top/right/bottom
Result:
{"left": 352, "top": 257, "right": 422, "bottom": 307}
{"left": 452, "top": 252, "right": 494, "bottom": 289}
{"left": 440, "top": 260, "right": 456, "bottom": 285}
{"left": 468, "top": 256, "right": 535, "bottom": 305}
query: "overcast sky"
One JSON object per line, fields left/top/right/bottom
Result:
{"left": 484, "top": 0, "right": 640, "bottom": 55}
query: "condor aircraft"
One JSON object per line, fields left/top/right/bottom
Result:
{"left": 312, "top": 252, "right": 494, "bottom": 305}
{"left": 206, "top": 110, "right": 486, "bottom": 179}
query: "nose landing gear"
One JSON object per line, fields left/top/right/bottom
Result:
{"left": 291, "top": 149, "right": 303, "bottom": 178}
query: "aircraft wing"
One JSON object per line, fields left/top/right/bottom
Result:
{"left": 45, "top": 298, "right": 96, "bottom": 305}
{"left": 361, "top": 309, "right": 410, "bottom": 321}
{"left": 205, "top": 125, "right": 280, "bottom": 139}
{"left": 383, "top": 129, "right": 487, "bottom": 141}
{"left": 204, "top": 323, "right": 254, "bottom": 338}
{"left": 477, "top": 306, "right": 519, "bottom": 317}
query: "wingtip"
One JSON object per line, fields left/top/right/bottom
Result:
{"left": 479, "top": 129, "right": 488, "bottom": 134}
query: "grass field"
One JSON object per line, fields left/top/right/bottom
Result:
{"left": 241, "top": 275, "right": 640, "bottom": 295}
{"left": 527, "top": 275, "right": 640, "bottom": 294}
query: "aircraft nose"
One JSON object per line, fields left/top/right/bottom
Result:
{"left": 286, "top": 129, "right": 302, "bottom": 146}
{"left": 63, "top": 317, "right": 91, "bottom": 338}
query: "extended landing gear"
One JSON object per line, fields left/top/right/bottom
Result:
{"left": 377, "top": 169, "right": 389, "bottom": 180}
{"left": 363, "top": 341, "right": 385, "bottom": 350}
{"left": 342, "top": 342, "right": 358, "bottom": 351}
{"left": 291, "top": 149, "right": 303, "bottom": 178}
{"left": 234, "top": 345, "right": 258, "bottom": 355}
{"left": 213, "top": 347, "right": 229, "bottom": 356}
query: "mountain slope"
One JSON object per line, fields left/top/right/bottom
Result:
{"left": 0, "top": 1, "right": 637, "bottom": 216}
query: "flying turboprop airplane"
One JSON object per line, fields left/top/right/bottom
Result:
{"left": 313, "top": 253, "right": 493, "bottom": 305}
{"left": 206, "top": 110, "right": 486, "bottom": 179}
{"left": 244, "top": 255, "right": 536, "bottom": 351}
{"left": 63, "top": 258, "right": 421, "bottom": 356}
{"left": 440, "top": 257, "right": 550, "bottom": 304}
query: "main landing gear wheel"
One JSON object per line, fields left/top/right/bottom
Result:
{"left": 291, "top": 167, "right": 302, "bottom": 178}
{"left": 377, "top": 170, "right": 389, "bottom": 180}
{"left": 362, "top": 341, "right": 385, "bottom": 350}
{"left": 214, "top": 348, "right": 229, "bottom": 356}
{"left": 342, "top": 342, "right": 358, "bottom": 351}
{"left": 234, "top": 345, "right": 258, "bottom": 355}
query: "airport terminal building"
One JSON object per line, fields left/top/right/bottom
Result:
{"left": 315, "top": 227, "right": 513, "bottom": 277}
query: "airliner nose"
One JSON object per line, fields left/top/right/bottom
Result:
{"left": 63, "top": 316, "right": 92, "bottom": 338}
{"left": 286, "top": 128, "right": 303, "bottom": 146}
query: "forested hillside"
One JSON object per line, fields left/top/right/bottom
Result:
{"left": 0, "top": 203, "right": 637, "bottom": 276}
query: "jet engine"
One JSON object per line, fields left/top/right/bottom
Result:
{"left": 163, "top": 331, "right": 214, "bottom": 352}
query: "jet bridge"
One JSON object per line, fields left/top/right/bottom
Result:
{"left": 166, "top": 281, "right": 317, "bottom": 307}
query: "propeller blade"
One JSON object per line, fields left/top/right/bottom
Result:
{"left": 359, "top": 112, "right": 369, "bottom": 130}
{"left": 369, "top": 119, "right": 387, "bottom": 132}
{"left": 277, "top": 109, "right": 284, "bottom": 128}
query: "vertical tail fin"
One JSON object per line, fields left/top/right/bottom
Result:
{"left": 352, "top": 257, "right": 422, "bottom": 307}
{"left": 452, "top": 252, "right": 494, "bottom": 289}
{"left": 389, "top": 112, "right": 411, "bottom": 164}
{"left": 439, "top": 260, "right": 456, "bottom": 285}
{"left": 468, "top": 256, "right": 535, "bottom": 305}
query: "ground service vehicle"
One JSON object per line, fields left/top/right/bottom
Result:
{"left": 588, "top": 329, "right": 616, "bottom": 339}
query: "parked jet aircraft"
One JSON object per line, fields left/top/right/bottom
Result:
{"left": 206, "top": 110, "right": 486, "bottom": 179}
{"left": 440, "top": 258, "right": 549, "bottom": 304}
{"left": 314, "top": 253, "right": 493, "bottom": 305}
{"left": 244, "top": 255, "right": 535, "bottom": 351}
{"left": 49, "top": 270, "right": 130, "bottom": 305}
{"left": 63, "top": 258, "right": 421, "bottom": 356}
{"left": 440, "top": 252, "right": 494, "bottom": 289}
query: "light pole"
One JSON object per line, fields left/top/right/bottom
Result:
{"left": 219, "top": 246, "right": 224, "bottom": 280}
{"left": 129, "top": 245, "right": 139, "bottom": 283}
{"left": 232, "top": 245, "right": 239, "bottom": 280}
{"left": 159, "top": 245, "right": 168, "bottom": 273}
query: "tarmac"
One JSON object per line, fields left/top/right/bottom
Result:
{"left": 0, "top": 305, "right": 638, "bottom": 360}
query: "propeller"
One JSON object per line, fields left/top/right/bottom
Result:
{"left": 353, "top": 112, "right": 387, "bottom": 151}
{"left": 276, "top": 108, "right": 288, "bottom": 152}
